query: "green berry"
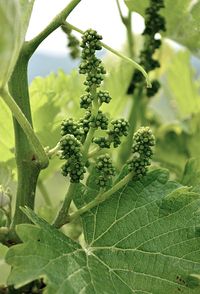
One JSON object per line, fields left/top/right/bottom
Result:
{"left": 95, "top": 154, "right": 115, "bottom": 188}
{"left": 61, "top": 118, "right": 84, "bottom": 141}
{"left": 93, "top": 137, "right": 111, "bottom": 148}
{"left": 80, "top": 93, "right": 93, "bottom": 109}
{"left": 79, "top": 111, "right": 91, "bottom": 135}
{"left": 107, "top": 118, "right": 129, "bottom": 148}
{"left": 90, "top": 111, "right": 109, "bottom": 130}
{"left": 98, "top": 90, "right": 111, "bottom": 104}
{"left": 146, "top": 80, "right": 160, "bottom": 97}
{"left": 128, "top": 127, "right": 155, "bottom": 179}
{"left": 60, "top": 134, "right": 81, "bottom": 160}
{"left": 61, "top": 158, "right": 86, "bottom": 183}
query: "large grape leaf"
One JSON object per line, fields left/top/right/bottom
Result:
{"left": 6, "top": 169, "right": 200, "bottom": 293}
{"left": 125, "top": 0, "right": 200, "bottom": 56}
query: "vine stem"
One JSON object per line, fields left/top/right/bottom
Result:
{"left": 4, "top": 0, "right": 81, "bottom": 227}
{"left": 0, "top": 88, "right": 48, "bottom": 168}
{"left": 82, "top": 86, "right": 99, "bottom": 162}
{"left": 47, "top": 142, "right": 60, "bottom": 158}
{"left": 53, "top": 87, "right": 99, "bottom": 228}
{"left": 25, "top": 0, "right": 82, "bottom": 58}
{"left": 88, "top": 146, "right": 100, "bottom": 158}
{"left": 68, "top": 172, "right": 134, "bottom": 223}
{"left": 119, "top": 86, "right": 143, "bottom": 165}
{"left": 116, "top": 0, "right": 134, "bottom": 57}
{"left": 116, "top": 0, "right": 126, "bottom": 24}
{"left": 64, "top": 22, "right": 151, "bottom": 88}
{"left": 53, "top": 183, "right": 78, "bottom": 228}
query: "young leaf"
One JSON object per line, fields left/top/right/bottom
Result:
{"left": 6, "top": 169, "right": 200, "bottom": 293}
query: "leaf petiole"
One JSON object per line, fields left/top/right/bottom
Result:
{"left": 0, "top": 88, "right": 48, "bottom": 168}
{"left": 63, "top": 22, "right": 151, "bottom": 87}
{"left": 68, "top": 172, "right": 134, "bottom": 223}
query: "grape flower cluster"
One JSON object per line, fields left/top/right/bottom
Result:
{"left": 128, "top": 127, "right": 155, "bottom": 179}
{"left": 59, "top": 28, "right": 154, "bottom": 186}
{"left": 61, "top": 25, "right": 80, "bottom": 59}
{"left": 95, "top": 154, "right": 115, "bottom": 188}
{"left": 127, "top": 0, "right": 166, "bottom": 97}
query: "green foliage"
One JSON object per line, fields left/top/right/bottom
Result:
{"left": 6, "top": 170, "right": 200, "bottom": 293}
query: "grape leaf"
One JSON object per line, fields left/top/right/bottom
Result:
{"left": 6, "top": 169, "right": 200, "bottom": 293}
{"left": 124, "top": 0, "right": 200, "bottom": 56}
{"left": 182, "top": 157, "right": 200, "bottom": 187}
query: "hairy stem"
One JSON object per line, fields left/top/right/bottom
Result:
{"left": 8, "top": 50, "right": 44, "bottom": 226}
{"left": 64, "top": 22, "right": 151, "bottom": 87}
{"left": 68, "top": 172, "right": 134, "bottom": 223}
{"left": 25, "top": 0, "right": 82, "bottom": 58}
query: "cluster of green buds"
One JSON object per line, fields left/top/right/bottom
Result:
{"left": 59, "top": 28, "right": 154, "bottom": 186}
{"left": 95, "top": 154, "right": 115, "bottom": 188}
{"left": 127, "top": 0, "right": 166, "bottom": 97}
{"left": 60, "top": 134, "right": 86, "bottom": 183}
{"left": 59, "top": 28, "right": 130, "bottom": 185}
{"left": 62, "top": 25, "right": 80, "bottom": 59}
{"left": 93, "top": 118, "right": 129, "bottom": 149}
{"left": 128, "top": 127, "right": 155, "bottom": 179}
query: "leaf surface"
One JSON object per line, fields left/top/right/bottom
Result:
{"left": 6, "top": 169, "right": 200, "bottom": 293}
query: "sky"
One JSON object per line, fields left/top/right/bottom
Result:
{"left": 26, "top": 0, "right": 144, "bottom": 55}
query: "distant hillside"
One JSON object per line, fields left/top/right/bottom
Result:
{"left": 28, "top": 51, "right": 200, "bottom": 84}
{"left": 28, "top": 52, "right": 79, "bottom": 83}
